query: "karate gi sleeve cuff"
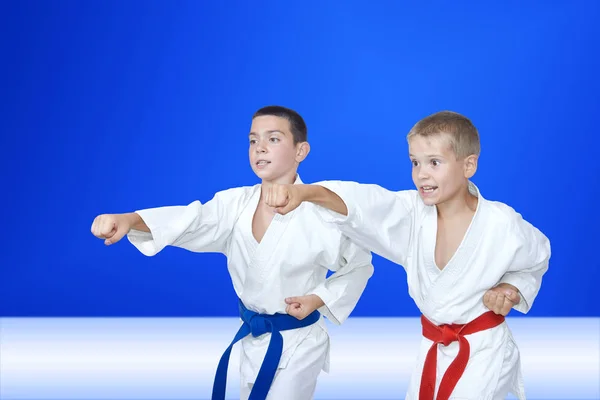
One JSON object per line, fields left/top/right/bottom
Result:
{"left": 498, "top": 274, "right": 535, "bottom": 314}
{"left": 126, "top": 210, "right": 167, "bottom": 256}
{"left": 308, "top": 286, "right": 342, "bottom": 325}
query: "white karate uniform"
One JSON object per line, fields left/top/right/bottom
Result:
{"left": 316, "top": 180, "right": 550, "bottom": 400}
{"left": 126, "top": 176, "right": 374, "bottom": 400}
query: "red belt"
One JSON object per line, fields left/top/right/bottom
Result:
{"left": 419, "top": 311, "right": 505, "bottom": 400}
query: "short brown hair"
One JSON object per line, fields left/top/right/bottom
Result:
{"left": 407, "top": 111, "right": 480, "bottom": 158}
{"left": 253, "top": 105, "right": 307, "bottom": 144}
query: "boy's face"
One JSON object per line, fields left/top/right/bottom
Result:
{"left": 248, "top": 115, "right": 308, "bottom": 183}
{"left": 408, "top": 133, "right": 476, "bottom": 206}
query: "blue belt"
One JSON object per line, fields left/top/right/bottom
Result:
{"left": 211, "top": 299, "right": 321, "bottom": 400}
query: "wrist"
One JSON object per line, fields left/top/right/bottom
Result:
{"left": 309, "top": 294, "right": 325, "bottom": 309}
{"left": 296, "top": 184, "right": 318, "bottom": 203}
{"left": 306, "top": 185, "right": 327, "bottom": 203}
{"left": 125, "top": 212, "right": 142, "bottom": 231}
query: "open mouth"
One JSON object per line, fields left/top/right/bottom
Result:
{"left": 420, "top": 186, "right": 438, "bottom": 194}
{"left": 256, "top": 160, "right": 271, "bottom": 167}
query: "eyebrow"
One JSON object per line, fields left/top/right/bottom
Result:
{"left": 409, "top": 153, "right": 445, "bottom": 158}
{"left": 249, "top": 130, "right": 286, "bottom": 136}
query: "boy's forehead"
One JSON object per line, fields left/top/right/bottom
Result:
{"left": 408, "top": 133, "right": 453, "bottom": 155}
{"left": 250, "top": 115, "right": 290, "bottom": 134}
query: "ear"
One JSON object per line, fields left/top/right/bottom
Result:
{"left": 295, "top": 141, "right": 310, "bottom": 163}
{"left": 463, "top": 154, "right": 478, "bottom": 179}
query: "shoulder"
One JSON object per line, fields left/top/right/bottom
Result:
{"left": 486, "top": 199, "right": 521, "bottom": 223}
{"left": 482, "top": 197, "right": 546, "bottom": 246}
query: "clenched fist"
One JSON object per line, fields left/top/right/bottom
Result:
{"left": 483, "top": 283, "right": 521, "bottom": 316}
{"left": 90, "top": 213, "right": 138, "bottom": 246}
{"left": 261, "top": 183, "right": 303, "bottom": 214}
{"left": 284, "top": 294, "right": 325, "bottom": 320}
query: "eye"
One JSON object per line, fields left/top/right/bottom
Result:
{"left": 431, "top": 159, "right": 441, "bottom": 167}
{"left": 411, "top": 160, "right": 419, "bottom": 167}
{"left": 249, "top": 139, "right": 257, "bottom": 145}
{"left": 269, "top": 137, "right": 280, "bottom": 143}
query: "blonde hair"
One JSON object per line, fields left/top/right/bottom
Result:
{"left": 407, "top": 111, "right": 480, "bottom": 159}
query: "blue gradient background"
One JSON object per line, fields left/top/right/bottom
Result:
{"left": 2, "top": 318, "right": 598, "bottom": 399}
{"left": 1, "top": 1, "right": 599, "bottom": 318}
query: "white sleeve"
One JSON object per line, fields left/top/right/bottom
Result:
{"left": 309, "top": 236, "right": 374, "bottom": 325}
{"left": 313, "top": 181, "right": 419, "bottom": 267}
{"left": 498, "top": 215, "right": 551, "bottom": 313}
{"left": 126, "top": 187, "right": 251, "bottom": 257}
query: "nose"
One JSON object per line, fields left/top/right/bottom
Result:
{"left": 417, "top": 166, "right": 429, "bottom": 180}
{"left": 255, "top": 142, "right": 267, "bottom": 153}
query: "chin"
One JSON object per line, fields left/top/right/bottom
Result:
{"left": 253, "top": 170, "right": 276, "bottom": 181}
{"left": 418, "top": 192, "right": 443, "bottom": 206}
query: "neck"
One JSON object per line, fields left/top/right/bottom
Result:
{"left": 436, "top": 185, "right": 478, "bottom": 220}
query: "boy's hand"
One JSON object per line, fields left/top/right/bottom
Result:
{"left": 262, "top": 183, "right": 304, "bottom": 214}
{"left": 284, "top": 294, "right": 324, "bottom": 320}
{"left": 91, "top": 213, "right": 136, "bottom": 245}
{"left": 483, "top": 283, "right": 521, "bottom": 316}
